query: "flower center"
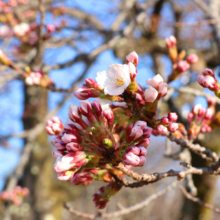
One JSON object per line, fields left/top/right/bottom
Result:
{"left": 111, "top": 75, "right": 124, "bottom": 87}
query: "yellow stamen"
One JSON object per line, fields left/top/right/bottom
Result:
{"left": 111, "top": 75, "right": 124, "bottom": 87}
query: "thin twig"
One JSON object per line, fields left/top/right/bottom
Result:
{"left": 180, "top": 186, "right": 220, "bottom": 214}
{"left": 63, "top": 181, "right": 178, "bottom": 219}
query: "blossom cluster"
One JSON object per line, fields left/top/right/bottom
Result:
{"left": 152, "top": 112, "right": 179, "bottom": 136}
{"left": 165, "top": 36, "right": 198, "bottom": 82}
{"left": 0, "top": 1, "right": 65, "bottom": 55}
{"left": 46, "top": 51, "right": 181, "bottom": 209}
{"left": 0, "top": 186, "right": 29, "bottom": 206}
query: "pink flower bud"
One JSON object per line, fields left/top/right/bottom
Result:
{"left": 144, "top": 86, "right": 158, "bottom": 103}
{"left": 126, "top": 125, "right": 143, "bottom": 143}
{"left": 62, "top": 133, "right": 80, "bottom": 143}
{"left": 198, "top": 108, "right": 206, "bottom": 117}
{"left": 22, "top": 188, "right": 29, "bottom": 196}
{"left": 165, "top": 35, "right": 177, "bottom": 48}
{"left": 197, "top": 73, "right": 219, "bottom": 91}
{"left": 52, "top": 150, "right": 65, "bottom": 158}
{"left": 168, "top": 123, "right": 178, "bottom": 133}
{"left": 205, "top": 108, "right": 213, "bottom": 120}
{"left": 126, "top": 51, "right": 139, "bottom": 66}
{"left": 187, "top": 112, "right": 194, "bottom": 122}
{"left": 54, "top": 152, "right": 86, "bottom": 173}
{"left": 207, "top": 97, "right": 217, "bottom": 106}
{"left": 74, "top": 88, "right": 100, "bottom": 100}
{"left": 127, "top": 62, "right": 137, "bottom": 80}
{"left": 197, "top": 75, "right": 205, "bottom": 85}
{"left": 201, "top": 124, "right": 212, "bottom": 133}
{"left": 139, "top": 146, "right": 147, "bottom": 156}
{"left": 71, "top": 172, "right": 93, "bottom": 185}
{"left": 84, "top": 78, "right": 102, "bottom": 90}
{"left": 158, "top": 82, "right": 168, "bottom": 98}
{"left": 47, "top": 24, "right": 55, "bottom": 32}
{"left": 123, "top": 163, "right": 133, "bottom": 170}
{"left": 52, "top": 116, "right": 62, "bottom": 124}
{"left": 202, "top": 68, "right": 215, "bottom": 78}
{"left": 156, "top": 125, "right": 168, "bottom": 136}
{"left": 168, "top": 112, "right": 178, "bottom": 122}
{"left": 1, "top": 191, "right": 8, "bottom": 200}
{"left": 161, "top": 117, "right": 169, "bottom": 124}
{"left": 45, "top": 126, "right": 55, "bottom": 135}
{"left": 137, "top": 156, "right": 146, "bottom": 166}
{"left": 186, "top": 54, "right": 199, "bottom": 64}
{"left": 66, "top": 142, "right": 83, "bottom": 151}
{"left": 192, "top": 104, "right": 202, "bottom": 115}
{"left": 143, "top": 128, "right": 152, "bottom": 138}
{"left": 134, "top": 121, "right": 147, "bottom": 129}
{"left": 104, "top": 109, "right": 114, "bottom": 121}
{"left": 176, "top": 61, "right": 190, "bottom": 72}
{"left": 57, "top": 170, "right": 75, "bottom": 181}
{"left": 122, "top": 152, "right": 140, "bottom": 166}
{"left": 137, "top": 138, "right": 150, "bottom": 148}
{"left": 146, "top": 74, "right": 163, "bottom": 89}
{"left": 137, "top": 84, "right": 143, "bottom": 93}
{"left": 46, "top": 117, "right": 63, "bottom": 135}
{"left": 125, "top": 146, "right": 140, "bottom": 155}
{"left": 54, "top": 142, "right": 66, "bottom": 150}
{"left": 203, "top": 76, "right": 218, "bottom": 91}
{"left": 78, "top": 100, "right": 93, "bottom": 115}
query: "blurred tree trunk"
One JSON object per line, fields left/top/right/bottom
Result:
{"left": 180, "top": 129, "right": 220, "bottom": 220}
{"left": 20, "top": 85, "right": 81, "bottom": 220}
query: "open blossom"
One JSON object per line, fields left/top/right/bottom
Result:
{"left": 96, "top": 64, "right": 130, "bottom": 96}
{"left": 25, "top": 71, "right": 43, "bottom": 86}
{"left": 0, "top": 25, "right": 12, "bottom": 38}
{"left": 13, "top": 23, "right": 30, "bottom": 36}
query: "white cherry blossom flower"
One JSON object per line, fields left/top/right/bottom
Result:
{"left": 96, "top": 64, "right": 130, "bottom": 96}
{"left": 13, "top": 23, "right": 30, "bottom": 36}
{"left": 97, "top": 98, "right": 112, "bottom": 111}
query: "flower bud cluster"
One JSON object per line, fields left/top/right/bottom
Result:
{"left": 145, "top": 74, "right": 168, "bottom": 103}
{"left": 46, "top": 99, "right": 152, "bottom": 208}
{"left": 197, "top": 68, "right": 220, "bottom": 98}
{"left": 45, "top": 51, "right": 182, "bottom": 210}
{"left": 0, "top": 3, "right": 61, "bottom": 55}
{"left": 187, "top": 103, "right": 214, "bottom": 140}
{"left": 93, "top": 182, "right": 122, "bottom": 209}
{"left": 0, "top": 186, "right": 29, "bottom": 206}
{"left": 25, "top": 70, "right": 54, "bottom": 87}
{"left": 46, "top": 116, "right": 63, "bottom": 135}
{"left": 152, "top": 112, "right": 179, "bottom": 136}
{"left": 166, "top": 36, "right": 198, "bottom": 82}
{"left": 122, "top": 121, "right": 151, "bottom": 167}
